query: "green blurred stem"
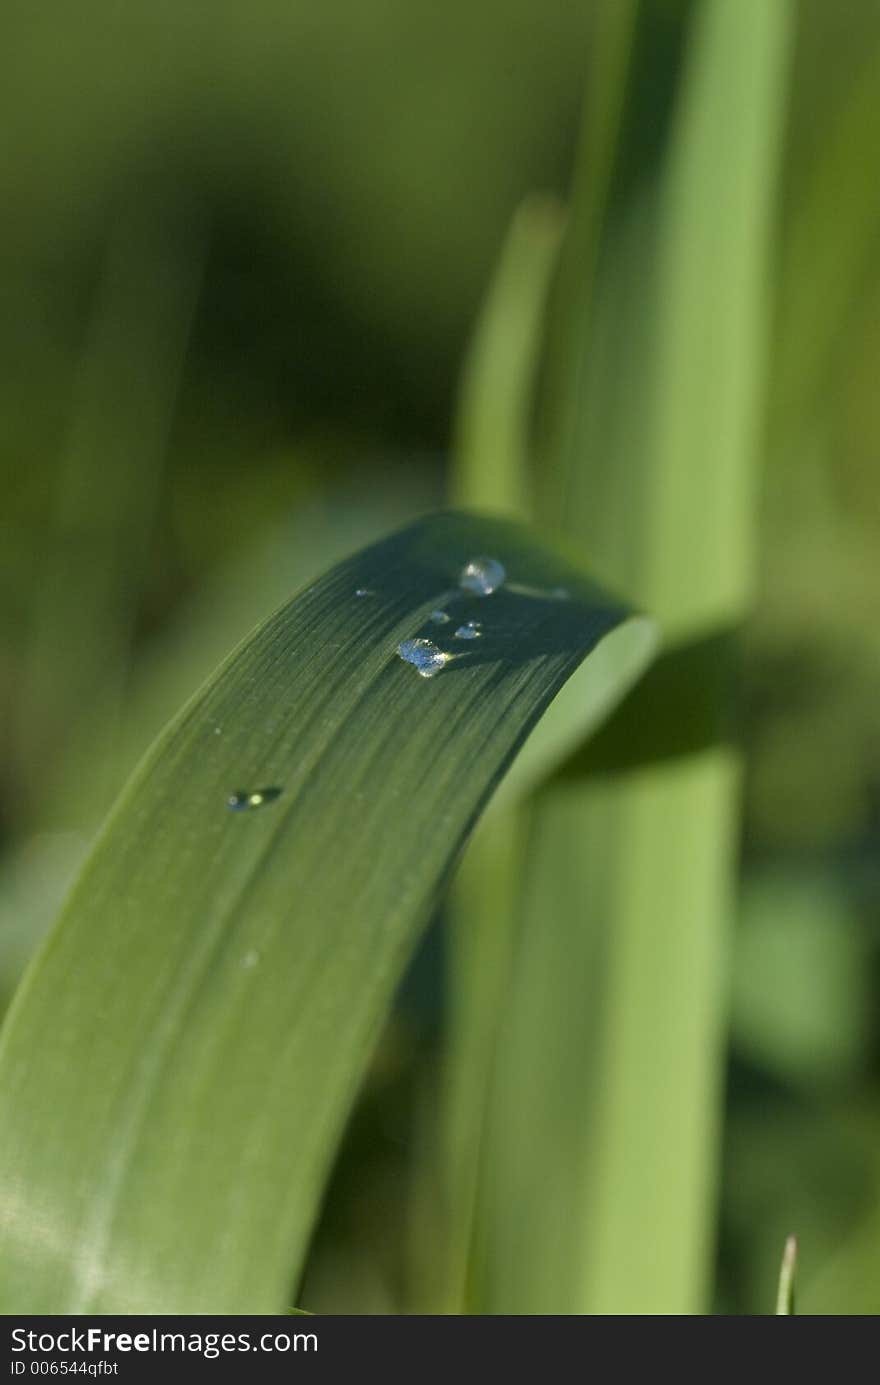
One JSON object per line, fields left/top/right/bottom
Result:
{"left": 536, "top": 0, "right": 640, "bottom": 529}
{"left": 775, "top": 1235, "right": 797, "bottom": 1315}
{"left": 444, "top": 194, "right": 565, "bottom": 1309}
{"left": 442, "top": 806, "right": 531, "bottom": 1312}
{"left": 18, "top": 191, "right": 205, "bottom": 828}
{"left": 445, "top": 0, "right": 643, "bottom": 1317}
{"left": 467, "top": 0, "right": 793, "bottom": 1314}
{"left": 452, "top": 197, "right": 564, "bottom": 520}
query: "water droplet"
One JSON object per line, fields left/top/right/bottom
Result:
{"left": 454, "top": 620, "right": 482, "bottom": 640}
{"left": 397, "top": 637, "right": 450, "bottom": 678}
{"left": 227, "top": 787, "right": 284, "bottom": 812}
{"left": 213, "top": 726, "right": 222, "bottom": 736}
{"left": 355, "top": 587, "right": 374, "bottom": 598}
{"left": 242, "top": 949, "right": 261, "bottom": 970}
{"left": 459, "top": 556, "right": 506, "bottom": 596}
{"left": 429, "top": 609, "right": 451, "bottom": 625}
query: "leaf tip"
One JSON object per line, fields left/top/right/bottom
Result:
{"left": 775, "top": 1234, "right": 798, "bottom": 1315}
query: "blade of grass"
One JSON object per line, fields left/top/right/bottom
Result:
{"left": 443, "top": 181, "right": 633, "bottom": 1309}
{"left": 573, "top": 0, "right": 790, "bottom": 1315}
{"left": 536, "top": 0, "right": 641, "bottom": 526}
{"left": 447, "top": 0, "right": 642, "bottom": 1315}
{"left": 444, "top": 0, "right": 643, "bottom": 1315}
{"left": 452, "top": 196, "right": 565, "bottom": 520}
{"left": 0, "top": 511, "right": 653, "bottom": 1314}
{"left": 576, "top": 0, "right": 791, "bottom": 1315}
{"left": 775, "top": 1235, "right": 797, "bottom": 1315}
{"left": 469, "top": 0, "right": 793, "bottom": 1313}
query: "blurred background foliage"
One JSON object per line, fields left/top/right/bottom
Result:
{"left": 1, "top": 0, "right": 879, "bottom": 1314}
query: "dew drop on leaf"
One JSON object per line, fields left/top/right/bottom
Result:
{"left": 459, "top": 556, "right": 506, "bottom": 596}
{"left": 227, "top": 787, "right": 284, "bottom": 812}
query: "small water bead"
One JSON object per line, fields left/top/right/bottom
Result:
{"left": 459, "top": 556, "right": 506, "bottom": 596}
{"left": 241, "top": 949, "right": 261, "bottom": 970}
{"left": 454, "top": 620, "right": 482, "bottom": 640}
{"left": 429, "top": 609, "right": 451, "bottom": 625}
{"left": 354, "top": 587, "right": 374, "bottom": 598}
{"left": 227, "top": 787, "right": 284, "bottom": 812}
{"left": 397, "top": 637, "right": 450, "bottom": 678}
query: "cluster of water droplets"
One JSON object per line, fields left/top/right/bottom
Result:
{"left": 394, "top": 557, "right": 506, "bottom": 677}
{"left": 228, "top": 553, "right": 570, "bottom": 814}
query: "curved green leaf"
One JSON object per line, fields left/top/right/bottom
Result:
{"left": 0, "top": 511, "right": 653, "bottom": 1314}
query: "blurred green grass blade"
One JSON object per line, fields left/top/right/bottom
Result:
{"left": 559, "top": 0, "right": 789, "bottom": 635}
{"left": 18, "top": 196, "right": 205, "bottom": 829}
{"left": 447, "top": 199, "right": 658, "bottom": 1312}
{"left": 452, "top": 196, "right": 565, "bottom": 520}
{"left": 568, "top": 753, "right": 739, "bottom": 1313}
{"left": 631, "top": 0, "right": 792, "bottom": 637}
{"left": 775, "top": 1235, "right": 797, "bottom": 1315}
{"left": 574, "top": 0, "right": 792, "bottom": 1314}
{"left": 0, "top": 512, "right": 651, "bottom": 1314}
{"left": 561, "top": 0, "right": 791, "bottom": 635}
{"left": 536, "top": 0, "right": 640, "bottom": 526}
{"left": 450, "top": 194, "right": 653, "bottom": 795}
{"left": 465, "top": 782, "right": 610, "bottom": 1313}
{"left": 443, "top": 176, "right": 650, "bottom": 1309}
{"left": 472, "top": 0, "right": 793, "bottom": 1314}
{"left": 444, "top": 0, "right": 640, "bottom": 1306}
{"left": 441, "top": 803, "right": 528, "bottom": 1311}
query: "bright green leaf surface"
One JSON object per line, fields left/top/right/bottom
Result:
{"left": 0, "top": 511, "right": 652, "bottom": 1314}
